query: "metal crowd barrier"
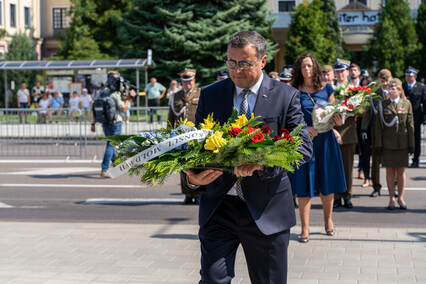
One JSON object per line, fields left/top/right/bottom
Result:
{"left": 1, "top": 107, "right": 425, "bottom": 160}
{"left": 0, "top": 107, "right": 169, "bottom": 159}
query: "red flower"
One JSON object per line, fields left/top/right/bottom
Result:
{"left": 279, "top": 128, "right": 289, "bottom": 135}
{"left": 251, "top": 131, "right": 265, "bottom": 143}
{"left": 273, "top": 135, "right": 282, "bottom": 142}
{"left": 366, "top": 88, "right": 371, "bottom": 93}
{"left": 362, "top": 86, "right": 367, "bottom": 90}
{"left": 228, "top": 127, "right": 243, "bottom": 137}
{"left": 348, "top": 104, "right": 354, "bottom": 109}
{"left": 247, "top": 125, "right": 256, "bottom": 134}
{"left": 348, "top": 87, "right": 354, "bottom": 91}
{"left": 261, "top": 125, "right": 271, "bottom": 134}
{"left": 357, "top": 86, "right": 362, "bottom": 91}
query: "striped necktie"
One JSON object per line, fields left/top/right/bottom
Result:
{"left": 239, "top": 89, "right": 251, "bottom": 119}
{"left": 235, "top": 89, "right": 252, "bottom": 200}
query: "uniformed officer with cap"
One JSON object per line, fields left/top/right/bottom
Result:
{"left": 279, "top": 69, "right": 292, "bottom": 85}
{"left": 333, "top": 58, "right": 357, "bottom": 209}
{"left": 402, "top": 66, "right": 426, "bottom": 168}
{"left": 168, "top": 68, "right": 202, "bottom": 204}
{"left": 216, "top": 70, "right": 229, "bottom": 81}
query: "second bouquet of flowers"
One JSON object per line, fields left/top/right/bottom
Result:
{"left": 312, "top": 84, "right": 376, "bottom": 133}
{"left": 104, "top": 109, "right": 306, "bottom": 185}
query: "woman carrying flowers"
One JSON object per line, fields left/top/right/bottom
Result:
{"left": 288, "top": 53, "right": 346, "bottom": 243}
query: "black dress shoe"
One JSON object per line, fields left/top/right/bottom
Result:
{"left": 387, "top": 205, "right": 396, "bottom": 210}
{"left": 183, "top": 196, "right": 193, "bottom": 205}
{"left": 409, "top": 161, "right": 419, "bottom": 168}
{"left": 370, "top": 190, "right": 380, "bottom": 197}
{"left": 333, "top": 199, "right": 342, "bottom": 208}
{"left": 343, "top": 199, "right": 353, "bottom": 209}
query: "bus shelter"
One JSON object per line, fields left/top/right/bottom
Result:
{"left": 0, "top": 58, "right": 154, "bottom": 109}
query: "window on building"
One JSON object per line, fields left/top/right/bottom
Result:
{"left": 10, "top": 4, "right": 16, "bottom": 27}
{"left": 53, "top": 8, "right": 70, "bottom": 30}
{"left": 349, "top": 0, "right": 368, "bottom": 6}
{"left": 24, "top": 7, "right": 30, "bottom": 28}
{"left": 278, "top": 0, "right": 296, "bottom": 12}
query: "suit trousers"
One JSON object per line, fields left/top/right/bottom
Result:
{"left": 198, "top": 195, "right": 290, "bottom": 284}
{"left": 335, "top": 143, "right": 356, "bottom": 200}
{"left": 371, "top": 136, "right": 382, "bottom": 191}
{"left": 413, "top": 122, "right": 421, "bottom": 163}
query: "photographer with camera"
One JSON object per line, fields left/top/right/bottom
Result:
{"left": 91, "top": 71, "right": 136, "bottom": 178}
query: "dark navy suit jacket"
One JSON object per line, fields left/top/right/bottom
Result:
{"left": 195, "top": 75, "right": 313, "bottom": 235}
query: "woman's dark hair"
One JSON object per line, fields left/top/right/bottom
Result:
{"left": 360, "top": 76, "right": 373, "bottom": 86}
{"left": 290, "top": 53, "right": 323, "bottom": 91}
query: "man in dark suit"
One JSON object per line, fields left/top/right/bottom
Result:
{"left": 183, "top": 31, "right": 312, "bottom": 284}
{"left": 402, "top": 67, "right": 426, "bottom": 168}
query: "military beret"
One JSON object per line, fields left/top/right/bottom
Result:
{"left": 389, "top": 78, "right": 402, "bottom": 88}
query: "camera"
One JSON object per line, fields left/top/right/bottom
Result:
{"left": 119, "top": 77, "right": 138, "bottom": 101}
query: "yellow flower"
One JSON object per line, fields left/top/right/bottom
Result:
{"left": 230, "top": 114, "right": 248, "bottom": 129}
{"left": 204, "top": 131, "right": 227, "bottom": 153}
{"left": 178, "top": 118, "right": 195, "bottom": 127}
{"left": 200, "top": 114, "right": 215, "bottom": 129}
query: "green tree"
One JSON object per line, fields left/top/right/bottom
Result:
{"left": 1, "top": 33, "right": 38, "bottom": 107}
{"left": 321, "top": 0, "right": 344, "bottom": 59}
{"left": 116, "top": 0, "right": 278, "bottom": 86}
{"left": 415, "top": 2, "right": 426, "bottom": 78}
{"left": 367, "top": 0, "right": 421, "bottom": 78}
{"left": 83, "top": 0, "right": 133, "bottom": 55}
{"left": 284, "top": 0, "right": 339, "bottom": 66}
{"left": 56, "top": 0, "right": 106, "bottom": 60}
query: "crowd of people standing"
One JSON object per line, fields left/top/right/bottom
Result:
{"left": 154, "top": 51, "right": 424, "bottom": 245}
{"left": 16, "top": 81, "right": 95, "bottom": 123}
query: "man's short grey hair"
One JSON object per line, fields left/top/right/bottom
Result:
{"left": 228, "top": 31, "right": 267, "bottom": 59}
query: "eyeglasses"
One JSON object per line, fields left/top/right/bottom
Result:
{"left": 224, "top": 58, "right": 261, "bottom": 71}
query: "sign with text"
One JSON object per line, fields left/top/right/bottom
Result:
{"left": 338, "top": 11, "right": 381, "bottom": 26}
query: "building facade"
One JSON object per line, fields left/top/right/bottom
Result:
{"left": 0, "top": 0, "right": 42, "bottom": 60}
{"left": 268, "top": 0, "right": 422, "bottom": 71}
{"left": 0, "top": 0, "right": 70, "bottom": 60}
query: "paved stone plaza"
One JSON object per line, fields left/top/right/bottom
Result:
{"left": 1, "top": 222, "right": 425, "bottom": 283}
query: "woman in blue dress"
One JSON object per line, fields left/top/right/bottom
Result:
{"left": 288, "top": 53, "right": 347, "bottom": 243}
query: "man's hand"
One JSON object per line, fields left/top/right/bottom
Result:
{"left": 183, "top": 169, "right": 223, "bottom": 186}
{"left": 361, "top": 130, "right": 368, "bottom": 142}
{"left": 333, "top": 114, "right": 343, "bottom": 126}
{"left": 234, "top": 164, "right": 263, "bottom": 177}
{"left": 307, "top": 126, "right": 318, "bottom": 138}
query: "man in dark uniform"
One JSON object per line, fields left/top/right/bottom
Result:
{"left": 333, "top": 59, "right": 357, "bottom": 209}
{"left": 361, "top": 69, "right": 393, "bottom": 197}
{"left": 402, "top": 67, "right": 426, "bottom": 168}
{"left": 167, "top": 68, "right": 202, "bottom": 204}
